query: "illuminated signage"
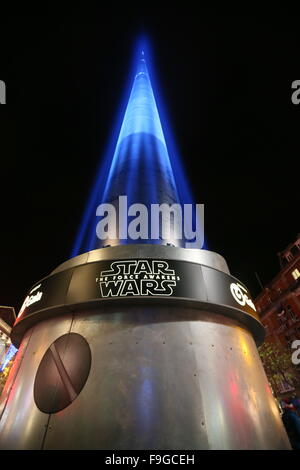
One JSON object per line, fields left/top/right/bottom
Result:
{"left": 230, "top": 282, "right": 256, "bottom": 312}
{"left": 18, "top": 284, "right": 43, "bottom": 318}
{"left": 13, "top": 258, "right": 263, "bottom": 346}
{"left": 97, "top": 260, "right": 180, "bottom": 297}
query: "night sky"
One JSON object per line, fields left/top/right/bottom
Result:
{"left": 0, "top": 11, "right": 299, "bottom": 312}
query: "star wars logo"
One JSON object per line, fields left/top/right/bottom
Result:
{"left": 96, "top": 260, "right": 180, "bottom": 297}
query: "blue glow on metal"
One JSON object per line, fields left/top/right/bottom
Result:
{"left": 0, "top": 344, "right": 18, "bottom": 371}
{"left": 71, "top": 39, "right": 204, "bottom": 256}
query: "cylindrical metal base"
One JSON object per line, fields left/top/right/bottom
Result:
{"left": 0, "top": 246, "right": 291, "bottom": 449}
{"left": 0, "top": 305, "right": 290, "bottom": 449}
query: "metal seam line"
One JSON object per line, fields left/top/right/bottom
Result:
{"left": 49, "top": 343, "right": 77, "bottom": 402}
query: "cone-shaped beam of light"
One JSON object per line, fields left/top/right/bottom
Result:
{"left": 72, "top": 48, "right": 194, "bottom": 256}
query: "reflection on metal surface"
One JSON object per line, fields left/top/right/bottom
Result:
{"left": 53, "top": 245, "right": 230, "bottom": 275}
{"left": 0, "top": 315, "right": 73, "bottom": 449}
{"left": 0, "top": 305, "right": 291, "bottom": 449}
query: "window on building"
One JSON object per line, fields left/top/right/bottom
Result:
{"left": 292, "top": 268, "right": 300, "bottom": 281}
{"left": 291, "top": 245, "right": 299, "bottom": 256}
{"left": 287, "top": 305, "right": 297, "bottom": 321}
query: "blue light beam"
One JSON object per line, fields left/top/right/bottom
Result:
{"left": 71, "top": 39, "right": 203, "bottom": 256}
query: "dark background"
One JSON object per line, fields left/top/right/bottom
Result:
{"left": 0, "top": 10, "right": 299, "bottom": 311}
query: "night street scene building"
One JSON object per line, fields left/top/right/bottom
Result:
{"left": 0, "top": 46, "right": 292, "bottom": 450}
{"left": 255, "top": 235, "right": 300, "bottom": 396}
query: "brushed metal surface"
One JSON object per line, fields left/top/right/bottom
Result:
{"left": 0, "top": 314, "right": 73, "bottom": 449}
{"left": 0, "top": 243, "right": 290, "bottom": 449}
{"left": 51, "top": 245, "right": 230, "bottom": 276}
{"left": 39, "top": 306, "right": 290, "bottom": 450}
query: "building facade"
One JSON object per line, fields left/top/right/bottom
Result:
{"left": 255, "top": 235, "right": 300, "bottom": 394}
{"left": 255, "top": 234, "right": 300, "bottom": 347}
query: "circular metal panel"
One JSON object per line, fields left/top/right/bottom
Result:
{"left": 34, "top": 333, "right": 91, "bottom": 414}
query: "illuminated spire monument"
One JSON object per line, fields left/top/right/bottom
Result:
{"left": 0, "top": 46, "right": 290, "bottom": 450}
{"left": 102, "top": 51, "right": 180, "bottom": 213}
{"left": 72, "top": 49, "right": 191, "bottom": 254}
